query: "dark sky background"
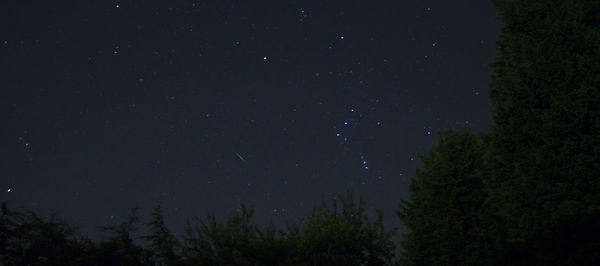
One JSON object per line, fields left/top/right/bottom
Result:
{"left": 1, "top": 1, "right": 502, "bottom": 240}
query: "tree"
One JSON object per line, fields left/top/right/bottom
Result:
{"left": 396, "top": 126, "right": 490, "bottom": 265}
{"left": 500, "top": 209, "right": 600, "bottom": 265}
{"left": 0, "top": 202, "right": 89, "bottom": 265}
{"left": 90, "top": 208, "right": 147, "bottom": 265}
{"left": 181, "top": 203, "right": 293, "bottom": 265}
{"left": 288, "top": 190, "right": 398, "bottom": 265}
{"left": 483, "top": 0, "right": 600, "bottom": 262}
{"left": 142, "top": 201, "right": 183, "bottom": 265}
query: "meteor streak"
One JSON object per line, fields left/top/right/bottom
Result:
{"left": 233, "top": 150, "right": 246, "bottom": 162}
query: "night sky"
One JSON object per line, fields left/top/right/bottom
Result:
{"left": 1, "top": 1, "right": 502, "bottom": 240}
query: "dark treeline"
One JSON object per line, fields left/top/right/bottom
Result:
{"left": 2, "top": 0, "right": 600, "bottom": 265}
{"left": 1, "top": 192, "right": 397, "bottom": 265}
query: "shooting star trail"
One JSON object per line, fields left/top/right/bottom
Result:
{"left": 233, "top": 150, "right": 246, "bottom": 162}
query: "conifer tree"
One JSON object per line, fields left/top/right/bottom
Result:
{"left": 143, "top": 202, "right": 183, "bottom": 265}
{"left": 93, "top": 208, "right": 146, "bottom": 265}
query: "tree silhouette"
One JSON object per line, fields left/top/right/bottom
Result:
{"left": 1, "top": 189, "right": 400, "bottom": 265}
{"left": 179, "top": 191, "right": 399, "bottom": 266}
{"left": 142, "top": 201, "right": 183, "bottom": 265}
{"left": 180, "top": 203, "right": 292, "bottom": 265}
{"left": 397, "top": 0, "right": 600, "bottom": 264}
{"left": 396, "top": 126, "right": 490, "bottom": 265}
{"left": 0, "top": 202, "right": 88, "bottom": 265}
{"left": 90, "top": 208, "right": 147, "bottom": 265}
{"left": 288, "top": 190, "right": 398, "bottom": 265}
{"left": 482, "top": 0, "right": 600, "bottom": 262}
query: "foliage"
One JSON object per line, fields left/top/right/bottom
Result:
{"left": 180, "top": 203, "right": 293, "bottom": 265}
{"left": 180, "top": 191, "right": 398, "bottom": 265}
{"left": 0, "top": 202, "right": 89, "bottom": 265}
{"left": 483, "top": 0, "right": 600, "bottom": 261}
{"left": 396, "top": 126, "right": 490, "bottom": 265}
{"left": 142, "top": 202, "right": 184, "bottom": 265}
{"left": 287, "top": 190, "right": 398, "bottom": 265}
{"left": 90, "top": 208, "right": 147, "bottom": 265}
{"left": 397, "top": 0, "right": 600, "bottom": 264}
{"left": 0, "top": 191, "right": 399, "bottom": 265}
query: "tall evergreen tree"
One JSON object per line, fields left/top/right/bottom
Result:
{"left": 483, "top": 0, "right": 600, "bottom": 263}
{"left": 142, "top": 202, "right": 183, "bottom": 265}
{"left": 396, "top": 126, "right": 489, "bottom": 265}
{"left": 92, "top": 208, "right": 147, "bottom": 265}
